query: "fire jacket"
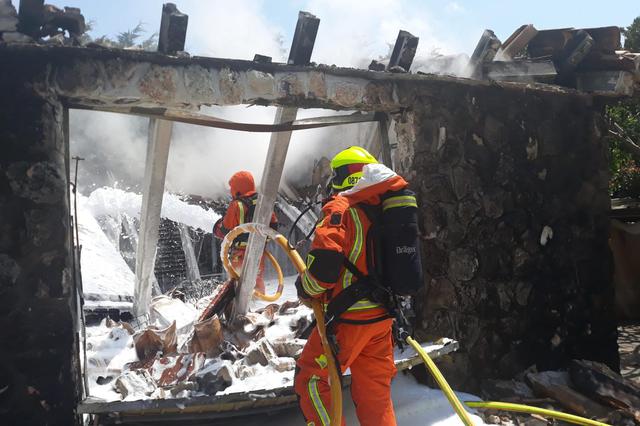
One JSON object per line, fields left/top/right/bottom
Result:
{"left": 213, "top": 171, "right": 277, "bottom": 242}
{"left": 297, "top": 163, "right": 410, "bottom": 321}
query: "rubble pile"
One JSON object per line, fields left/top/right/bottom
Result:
{"left": 86, "top": 291, "right": 313, "bottom": 402}
{"left": 479, "top": 361, "right": 640, "bottom": 425}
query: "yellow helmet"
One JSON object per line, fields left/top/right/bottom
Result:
{"left": 329, "top": 146, "right": 378, "bottom": 190}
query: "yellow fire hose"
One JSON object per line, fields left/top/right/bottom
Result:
{"left": 406, "top": 336, "right": 475, "bottom": 425}
{"left": 221, "top": 223, "right": 610, "bottom": 426}
{"left": 221, "top": 223, "right": 343, "bottom": 426}
{"left": 221, "top": 225, "right": 285, "bottom": 302}
{"left": 464, "top": 402, "right": 611, "bottom": 426}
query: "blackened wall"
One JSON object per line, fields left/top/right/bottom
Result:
{"left": 394, "top": 85, "right": 619, "bottom": 390}
{"left": 0, "top": 58, "right": 79, "bottom": 424}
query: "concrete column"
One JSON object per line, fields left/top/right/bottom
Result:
{"left": 133, "top": 118, "right": 173, "bottom": 318}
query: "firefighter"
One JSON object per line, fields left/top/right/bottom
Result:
{"left": 213, "top": 170, "right": 277, "bottom": 294}
{"left": 294, "top": 146, "right": 412, "bottom": 426}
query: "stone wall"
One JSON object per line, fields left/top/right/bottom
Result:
{"left": 394, "top": 85, "right": 619, "bottom": 390}
{"left": 0, "top": 56, "right": 78, "bottom": 424}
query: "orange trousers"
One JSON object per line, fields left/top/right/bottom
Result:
{"left": 230, "top": 247, "right": 265, "bottom": 294}
{"left": 294, "top": 318, "right": 397, "bottom": 426}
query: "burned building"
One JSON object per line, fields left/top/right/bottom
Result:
{"left": 1, "top": 1, "right": 640, "bottom": 424}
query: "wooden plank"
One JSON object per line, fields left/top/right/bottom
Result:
{"left": 495, "top": 24, "right": 538, "bottom": 61}
{"left": 233, "top": 11, "right": 319, "bottom": 317}
{"left": 468, "top": 29, "right": 501, "bottom": 79}
{"left": 485, "top": 60, "right": 556, "bottom": 83}
{"left": 133, "top": 4, "right": 188, "bottom": 318}
{"left": 526, "top": 371, "right": 611, "bottom": 419}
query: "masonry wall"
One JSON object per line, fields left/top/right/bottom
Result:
{"left": 0, "top": 58, "right": 79, "bottom": 424}
{"left": 394, "top": 85, "right": 619, "bottom": 390}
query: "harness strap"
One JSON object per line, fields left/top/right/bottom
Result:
{"left": 324, "top": 258, "right": 391, "bottom": 328}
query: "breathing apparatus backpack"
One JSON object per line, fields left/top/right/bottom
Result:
{"left": 323, "top": 187, "right": 424, "bottom": 331}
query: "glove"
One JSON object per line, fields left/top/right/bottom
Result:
{"left": 295, "top": 275, "right": 312, "bottom": 307}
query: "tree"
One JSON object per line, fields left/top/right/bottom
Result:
{"left": 622, "top": 17, "right": 640, "bottom": 51}
{"left": 606, "top": 17, "right": 640, "bottom": 199}
{"left": 81, "top": 21, "right": 157, "bottom": 50}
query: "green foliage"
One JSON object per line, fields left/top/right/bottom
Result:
{"left": 607, "top": 99, "right": 640, "bottom": 198}
{"left": 83, "top": 21, "right": 157, "bottom": 51}
{"left": 622, "top": 16, "right": 640, "bottom": 51}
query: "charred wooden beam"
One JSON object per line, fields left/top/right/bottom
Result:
{"left": 158, "top": 3, "right": 188, "bottom": 55}
{"left": 388, "top": 30, "right": 419, "bottom": 72}
{"left": 17, "top": 0, "right": 43, "bottom": 38}
{"left": 234, "top": 11, "right": 319, "bottom": 317}
{"left": 495, "top": 24, "right": 538, "bottom": 61}
{"left": 287, "top": 11, "right": 319, "bottom": 65}
{"left": 528, "top": 28, "right": 574, "bottom": 58}
{"left": 556, "top": 29, "right": 594, "bottom": 81}
{"left": 484, "top": 60, "right": 557, "bottom": 83}
{"left": 468, "top": 29, "right": 501, "bottom": 79}
{"left": 576, "top": 70, "right": 635, "bottom": 95}
{"left": 253, "top": 54, "right": 272, "bottom": 63}
{"left": 583, "top": 26, "right": 622, "bottom": 53}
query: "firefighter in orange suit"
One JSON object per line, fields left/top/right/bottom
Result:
{"left": 213, "top": 171, "right": 277, "bottom": 294}
{"left": 294, "top": 147, "right": 411, "bottom": 426}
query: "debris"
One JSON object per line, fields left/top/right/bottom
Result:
{"left": 133, "top": 321, "right": 177, "bottom": 361}
{"left": 186, "top": 315, "right": 224, "bottom": 357}
{"left": 149, "top": 352, "right": 205, "bottom": 386}
{"left": 368, "top": 60, "right": 386, "bottom": 71}
{"left": 115, "top": 369, "right": 157, "bottom": 399}
{"left": 482, "top": 379, "right": 535, "bottom": 401}
{"left": 271, "top": 337, "right": 306, "bottom": 358}
{"left": 569, "top": 359, "right": 640, "bottom": 420}
{"left": 525, "top": 370, "right": 611, "bottom": 419}
{"left": 150, "top": 295, "right": 198, "bottom": 333}
{"left": 270, "top": 356, "right": 296, "bottom": 372}
{"left": 244, "top": 337, "right": 278, "bottom": 366}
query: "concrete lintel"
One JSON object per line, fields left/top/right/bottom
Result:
{"left": 0, "top": 43, "right": 603, "bottom": 113}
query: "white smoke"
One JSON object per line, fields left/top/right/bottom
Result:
{"left": 70, "top": 0, "right": 474, "bottom": 199}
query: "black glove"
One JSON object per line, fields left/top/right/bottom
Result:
{"left": 295, "top": 275, "right": 311, "bottom": 301}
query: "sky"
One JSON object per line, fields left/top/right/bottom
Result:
{"left": 35, "top": 0, "right": 639, "bottom": 198}
{"left": 45, "top": 0, "right": 638, "bottom": 61}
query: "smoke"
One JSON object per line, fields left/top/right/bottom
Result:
{"left": 70, "top": 0, "right": 471, "bottom": 200}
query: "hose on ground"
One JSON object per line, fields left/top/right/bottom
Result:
{"left": 464, "top": 401, "right": 611, "bottom": 426}
{"left": 406, "top": 336, "right": 475, "bottom": 426}
{"left": 220, "top": 223, "right": 343, "bottom": 426}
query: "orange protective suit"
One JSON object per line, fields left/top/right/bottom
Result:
{"left": 213, "top": 171, "right": 276, "bottom": 294}
{"left": 295, "top": 164, "right": 409, "bottom": 426}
